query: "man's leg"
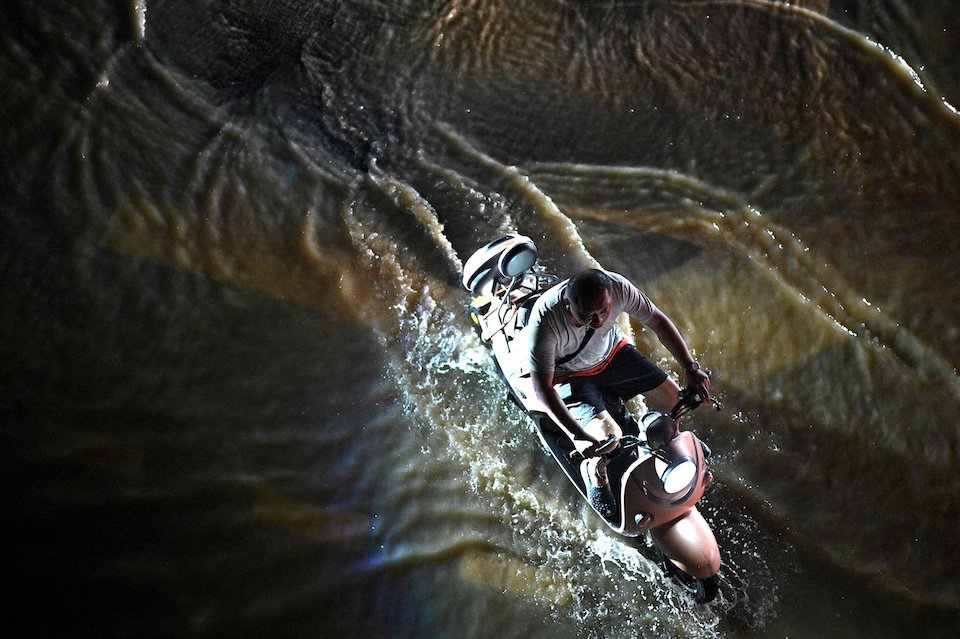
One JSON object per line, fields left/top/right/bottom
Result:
{"left": 572, "top": 412, "right": 620, "bottom": 519}
{"left": 641, "top": 376, "right": 680, "bottom": 414}
{"left": 556, "top": 378, "right": 621, "bottom": 456}
{"left": 641, "top": 377, "right": 681, "bottom": 444}
{"left": 570, "top": 411, "right": 621, "bottom": 487}
{"left": 571, "top": 411, "right": 622, "bottom": 456}
{"left": 557, "top": 379, "right": 623, "bottom": 519}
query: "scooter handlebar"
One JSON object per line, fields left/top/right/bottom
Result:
{"left": 670, "top": 380, "right": 722, "bottom": 420}
{"left": 568, "top": 433, "right": 620, "bottom": 461}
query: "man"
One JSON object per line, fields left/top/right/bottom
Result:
{"left": 523, "top": 268, "right": 711, "bottom": 519}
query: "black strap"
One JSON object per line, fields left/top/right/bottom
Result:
{"left": 555, "top": 326, "right": 595, "bottom": 367}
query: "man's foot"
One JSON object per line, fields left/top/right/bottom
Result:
{"left": 588, "top": 483, "right": 616, "bottom": 520}
{"left": 581, "top": 457, "right": 616, "bottom": 521}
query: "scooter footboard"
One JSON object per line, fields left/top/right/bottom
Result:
{"left": 651, "top": 508, "right": 721, "bottom": 579}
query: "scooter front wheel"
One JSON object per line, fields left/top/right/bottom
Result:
{"left": 681, "top": 573, "right": 718, "bottom": 604}
{"left": 658, "top": 551, "right": 720, "bottom": 604}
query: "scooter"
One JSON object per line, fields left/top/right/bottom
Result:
{"left": 463, "top": 234, "right": 722, "bottom": 603}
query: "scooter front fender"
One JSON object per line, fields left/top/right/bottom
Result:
{"left": 651, "top": 507, "right": 720, "bottom": 579}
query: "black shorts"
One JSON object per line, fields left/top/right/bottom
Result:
{"left": 555, "top": 344, "right": 668, "bottom": 427}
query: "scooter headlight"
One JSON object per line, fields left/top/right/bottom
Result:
{"left": 660, "top": 457, "right": 697, "bottom": 494}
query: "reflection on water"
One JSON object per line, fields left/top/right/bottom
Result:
{"left": 3, "top": 0, "right": 960, "bottom": 636}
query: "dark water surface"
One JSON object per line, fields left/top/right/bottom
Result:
{"left": 3, "top": 0, "right": 960, "bottom": 637}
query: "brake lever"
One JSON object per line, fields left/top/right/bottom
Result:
{"left": 671, "top": 384, "right": 721, "bottom": 419}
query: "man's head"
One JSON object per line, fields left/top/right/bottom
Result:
{"left": 565, "top": 269, "right": 613, "bottom": 329}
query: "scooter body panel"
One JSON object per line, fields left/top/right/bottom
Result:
{"left": 651, "top": 507, "right": 721, "bottom": 579}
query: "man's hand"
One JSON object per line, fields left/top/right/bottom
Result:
{"left": 647, "top": 311, "right": 712, "bottom": 405}
{"left": 583, "top": 433, "right": 620, "bottom": 458}
{"left": 686, "top": 367, "right": 711, "bottom": 403}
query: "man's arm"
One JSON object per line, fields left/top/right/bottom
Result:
{"left": 646, "top": 309, "right": 711, "bottom": 401}
{"left": 530, "top": 369, "right": 604, "bottom": 448}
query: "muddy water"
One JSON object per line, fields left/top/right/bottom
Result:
{"left": 3, "top": 0, "right": 960, "bottom": 636}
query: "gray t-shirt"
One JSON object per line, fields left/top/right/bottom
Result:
{"left": 523, "top": 271, "right": 658, "bottom": 376}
